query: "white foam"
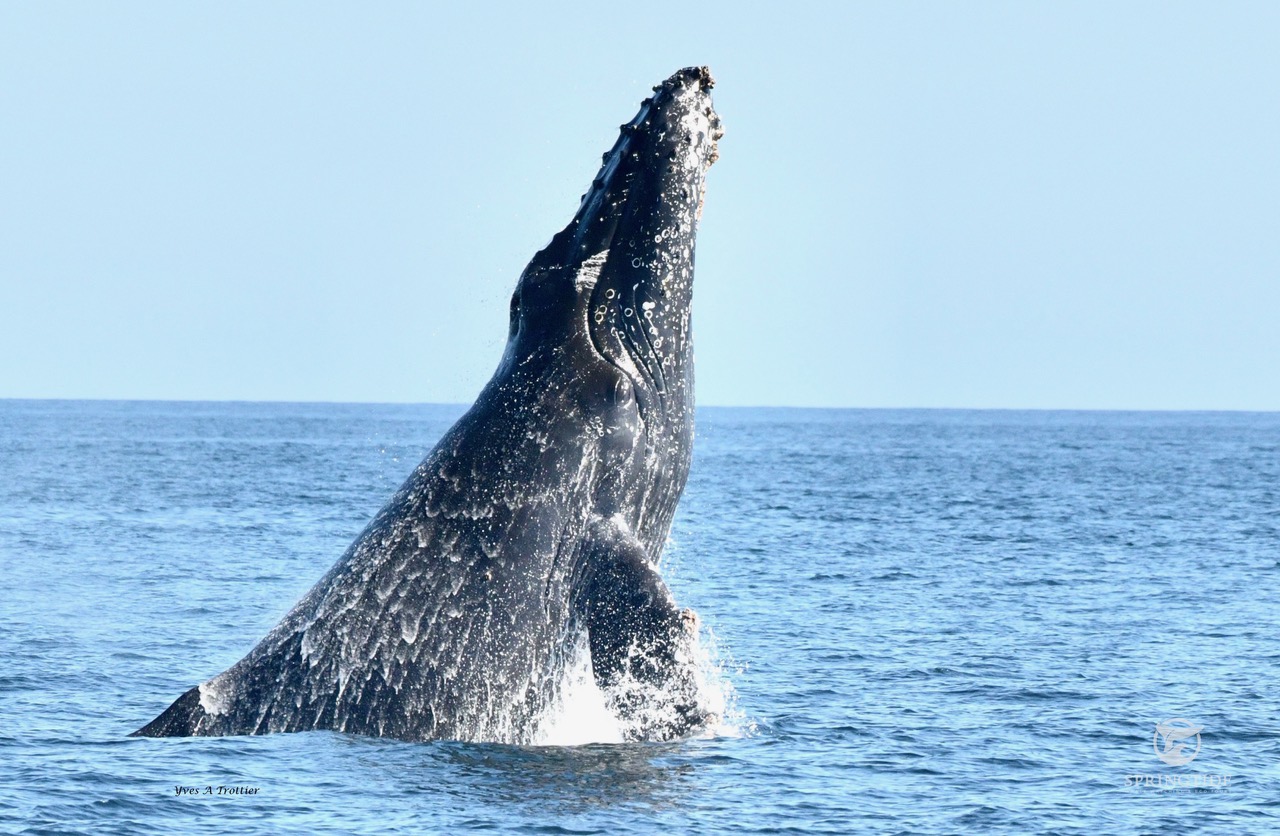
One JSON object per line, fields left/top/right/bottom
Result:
{"left": 531, "top": 624, "right": 745, "bottom": 746}
{"left": 689, "top": 625, "right": 750, "bottom": 740}
{"left": 532, "top": 636, "right": 625, "bottom": 745}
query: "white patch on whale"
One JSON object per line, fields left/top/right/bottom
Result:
{"left": 574, "top": 249, "right": 610, "bottom": 291}
{"left": 198, "top": 676, "right": 232, "bottom": 717}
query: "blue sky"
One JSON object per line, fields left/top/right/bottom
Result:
{"left": 2, "top": 2, "right": 1276, "bottom": 409}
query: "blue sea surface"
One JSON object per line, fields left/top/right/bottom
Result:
{"left": 1, "top": 401, "right": 1277, "bottom": 833}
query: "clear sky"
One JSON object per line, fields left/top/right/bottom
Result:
{"left": 2, "top": 3, "right": 1276, "bottom": 409}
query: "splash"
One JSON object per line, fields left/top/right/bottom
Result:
{"left": 532, "top": 625, "right": 744, "bottom": 746}
{"left": 689, "top": 625, "right": 750, "bottom": 740}
{"left": 533, "top": 634, "right": 625, "bottom": 745}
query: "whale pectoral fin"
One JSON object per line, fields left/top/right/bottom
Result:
{"left": 577, "top": 524, "right": 708, "bottom": 741}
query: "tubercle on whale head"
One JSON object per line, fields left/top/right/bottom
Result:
{"left": 509, "top": 67, "right": 722, "bottom": 404}
{"left": 560, "top": 65, "right": 722, "bottom": 262}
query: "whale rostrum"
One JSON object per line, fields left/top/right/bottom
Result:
{"left": 133, "top": 66, "right": 724, "bottom": 743}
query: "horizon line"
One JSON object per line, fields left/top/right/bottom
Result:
{"left": 1, "top": 396, "right": 1276, "bottom": 415}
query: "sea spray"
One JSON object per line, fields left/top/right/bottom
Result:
{"left": 532, "top": 625, "right": 745, "bottom": 746}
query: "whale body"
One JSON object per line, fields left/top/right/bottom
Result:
{"left": 133, "top": 66, "right": 723, "bottom": 743}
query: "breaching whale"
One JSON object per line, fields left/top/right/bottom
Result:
{"left": 133, "top": 66, "right": 724, "bottom": 743}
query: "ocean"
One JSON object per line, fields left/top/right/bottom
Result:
{"left": 1, "top": 400, "right": 1276, "bottom": 833}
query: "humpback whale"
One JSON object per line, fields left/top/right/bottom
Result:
{"left": 133, "top": 66, "right": 724, "bottom": 744}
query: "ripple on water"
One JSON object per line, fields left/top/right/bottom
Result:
{"left": 1, "top": 404, "right": 1277, "bottom": 832}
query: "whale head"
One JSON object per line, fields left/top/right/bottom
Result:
{"left": 501, "top": 67, "right": 722, "bottom": 546}
{"left": 508, "top": 67, "right": 721, "bottom": 403}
